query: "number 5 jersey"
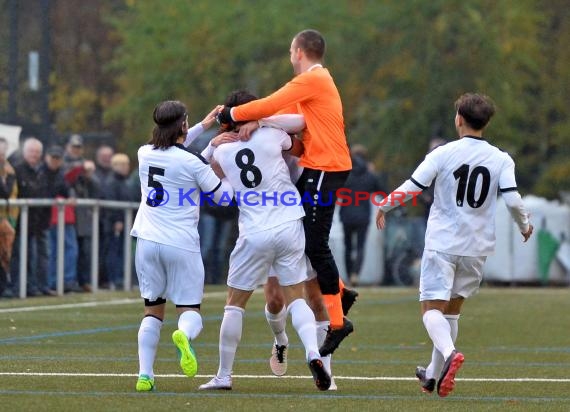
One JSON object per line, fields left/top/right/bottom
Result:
{"left": 131, "top": 144, "right": 233, "bottom": 252}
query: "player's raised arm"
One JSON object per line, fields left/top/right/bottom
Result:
{"left": 233, "top": 114, "right": 306, "bottom": 141}
{"left": 260, "top": 114, "right": 306, "bottom": 133}
{"left": 376, "top": 150, "right": 438, "bottom": 230}
{"left": 183, "top": 105, "right": 224, "bottom": 147}
{"left": 200, "top": 132, "right": 239, "bottom": 161}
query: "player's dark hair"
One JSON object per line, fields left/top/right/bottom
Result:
{"left": 294, "top": 29, "right": 325, "bottom": 61}
{"left": 455, "top": 93, "right": 496, "bottom": 131}
{"left": 219, "top": 90, "right": 258, "bottom": 132}
{"left": 149, "top": 100, "right": 187, "bottom": 149}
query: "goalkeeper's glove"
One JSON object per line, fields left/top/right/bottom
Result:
{"left": 216, "top": 107, "right": 236, "bottom": 131}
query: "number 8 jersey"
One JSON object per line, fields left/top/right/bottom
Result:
{"left": 390, "top": 136, "right": 528, "bottom": 256}
{"left": 212, "top": 127, "right": 305, "bottom": 235}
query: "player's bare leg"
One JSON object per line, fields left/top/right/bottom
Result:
{"left": 264, "top": 277, "right": 289, "bottom": 376}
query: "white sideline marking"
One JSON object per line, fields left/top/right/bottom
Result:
{"left": 0, "top": 292, "right": 229, "bottom": 314}
{"left": 0, "top": 372, "right": 568, "bottom": 383}
{"left": 0, "top": 298, "right": 139, "bottom": 313}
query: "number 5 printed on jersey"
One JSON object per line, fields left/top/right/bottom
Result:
{"left": 147, "top": 166, "right": 166, "bottom": 207}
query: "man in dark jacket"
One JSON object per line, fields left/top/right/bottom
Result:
{"left": 10, "top": 137, "right": 51, "bottom": 296}
{"left": 101, "top": 153, "right": 134, "bottom": 289}
{"left": 339, "top": 147, "right": 384, "bottom": 285}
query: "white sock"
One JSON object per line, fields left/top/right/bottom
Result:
{"left": 316, "top": 320, "right": 329, "bottom": 347}
{"left": 316, "top": 320, "right": 332, "bottom": 374}
{"left": 265, "top": 304, "right": 288, "bottom": 346}
{"left": 138, "top": 315, "right": 162, "bottom": 378}
{"left": 322, "top": 354, "right": 333, "bottom": 375}
{"left": 217, "top": 305, "right": 244, "bottom": 378}
{"left": 445, "top": 314, "right": 460, "bottom": 343}
{"left": 423, "top": 309, "right": 455, "bottom": 360}
{"left": 178, "top": 310, "right": 203, "bottom": 341}
{"left": 425, "top": 347, "right": 444, "bottom": 379}
{"left": 288, "top": 298, "right": 319, "bottom": 360}
{"left": 425, "top": 314, "right": 461, "bottom": 378}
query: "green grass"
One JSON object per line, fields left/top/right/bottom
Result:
{"left": 1, "top": 286, "right": 569, "bottom": 411}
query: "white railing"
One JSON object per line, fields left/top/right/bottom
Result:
{"left": 3, "top": 198, "right": 140, "bottom": 299}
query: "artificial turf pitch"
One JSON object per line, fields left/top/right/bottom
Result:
{"left": 1, "top": 285, "right": 569, "bottom": 411}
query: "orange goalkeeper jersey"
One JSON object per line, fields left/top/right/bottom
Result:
{"left": 232, "top": 67, "right": 352, "bottom": 172}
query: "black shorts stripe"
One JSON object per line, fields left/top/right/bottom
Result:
{"left": 176, "top": 303, "right": 201, "bottom": 309}
{"left": 410, "top": 177, "right": 428, "bottom": 190}
{"left": 144, "top": 298, "right": 166, "bottom": 306}
{"left": 500, "top": 187, "right": 518, "bottom": 193}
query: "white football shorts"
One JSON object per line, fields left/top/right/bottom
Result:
{"left": 419, "top": 249, "right": 486, "bottom": 301}
{"left": 268, "top": 256, "right": 315, "bottom": 280}
{"left": 135, "top": 237, "right": 204, "bottom": 305}
{"left": 228, "top": 219, "right": 307, "bottom": 291}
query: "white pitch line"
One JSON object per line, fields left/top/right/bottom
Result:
{"left": 0, "top": 291, "right": 229, "bottom": 314}
{"left": 0, "top": 298, "right": 139, "bottom": 313}
{"left": 0, "top": 372, "right": 569, "bottom": 383}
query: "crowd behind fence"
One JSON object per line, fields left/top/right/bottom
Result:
{"left": 6, "top": 197, "right": 564, "bottom": 300}
{"left": 4, "top": 198, "right": 139, "bottom": 299}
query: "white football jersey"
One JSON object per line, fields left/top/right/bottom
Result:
{"left": 131, "top": 144, "right": 222, "bottom": 252}
{"left": 283, "top": 152, "right": 303, "bottom": 184}
{"left": 410, "top": 136, "right": 520, "bottom": 256}
{"left": 213, "top": 127, "right": 305, "bottom": 235}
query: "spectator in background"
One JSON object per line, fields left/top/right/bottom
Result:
{"left": 94, "top": 144, "right": 115, "bottom": 289}
{"left": 44, "top": 145, "right": 79, "bottom": 294}
{"left": 63, "top": 134, "right": 100, "bottom": 292}
{"left": 0, "top": 137, "right": 18, "bottom": 298}
{"left": 102, "top": 153, "right": 133, "bottom": 290}
{"left": 94, "top": 145, "right": 115, "bottom": 184}
{"left": 339, "top": 144, "right": 384, "bottom": 286}
{"left": 10, "top": 137, "right": 51, "bottom": 296}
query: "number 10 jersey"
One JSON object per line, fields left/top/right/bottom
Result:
{"left": 411, "top": 136, "right": 520, "bottom": 256}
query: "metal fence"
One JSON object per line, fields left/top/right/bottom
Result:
{"left": 3, "top": 198, "right": 139, "bottom": 299}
